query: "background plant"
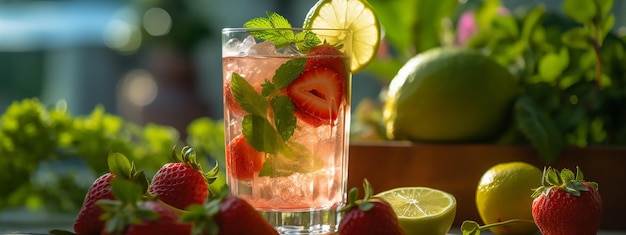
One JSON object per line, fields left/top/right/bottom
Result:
{"left": 356, "top": 0, "right": 626, "bottom": 163}
{"left": 0, "top": 98, "right": 225, "bottom": 213}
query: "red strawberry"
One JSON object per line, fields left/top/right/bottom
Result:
{"left": 74, "top": 173, "right": 115, "bottom": 235}
{"left": 122, "top": 200, "right": 192, "bottom": 235}
{"left": 224, "top": 81, "right": 246, "bottom": 117}
{"left": 226, "top": 134, "right": 264, "bottom": 180}
{"left": 149, "top": 146, "right": 218, "bottom": 210}
{"left": 182, "top": 193, "right": 278, "bottom": 235}
{"left": 287, "top": 67, "right": 345, "bottom": 126}
{"left": 531, "top": 166, "right": 602, "bottom": 235}
{"left": 73, "top": 153, "right": 148, "bottom": 235}
{"left": 305, "top": 44, "right": 348, "bottom": 77}
{"left": 339, "top": 180, "right": 405, "bottom": 235}
{"left": 99, "top": 179, "right": 192, "bottom": 235}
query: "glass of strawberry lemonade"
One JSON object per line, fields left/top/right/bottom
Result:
{"left": 222, "top": 26, "right": 352, "bottom": 234}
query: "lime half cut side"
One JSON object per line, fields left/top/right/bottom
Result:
{"left": 376, "top": 187, "right": 457, "bottom": 235}
{"left": 304, "top": 0, "right": 381, "bottom": 73}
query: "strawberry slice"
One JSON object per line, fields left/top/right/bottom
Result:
{"left": 306, "top": 45, "right": 347, "bottom": 76}
{"left": 287, "top": 67, "right": 345, "bottom": 126}
{"left": 225, "top": 80, "right": 246, "bottom": 117}
{"left": 226, "top": 135, "right": 264, "bottom": 180}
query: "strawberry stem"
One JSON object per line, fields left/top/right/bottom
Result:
{"left": 461, "top": 219, "right": 535, "bottom": 235}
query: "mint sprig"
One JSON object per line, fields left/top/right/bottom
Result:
{"left": 244, "top": 11, "right": 321, "bottom": 52}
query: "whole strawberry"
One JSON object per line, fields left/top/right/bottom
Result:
{"left": 339, "top": 180, "right": 405, "bottom": 235}
{"left": 149, "top": 146, "right": 218, "bottom": 210}
{"left": 73, "top": 153, "right": 148, "bottom": 235}
{"left": 531, "top": 166, "right": 602, "bottom": 235}
{"left": 99, "top": 179, "right": 192, "bottom": 235}
{"left": 182, "top": 192, "right": 278, "bottom": 235}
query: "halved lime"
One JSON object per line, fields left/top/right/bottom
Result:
{"left": 375, "top": 187, "right": 457, "bottom": 235}
{"left": 304, "top": 0, "right": 381, "bottom": 73}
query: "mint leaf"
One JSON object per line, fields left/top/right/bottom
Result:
{"left": 244, "top": 17, "right": 274, "bottom": 29}
{"left": 266, "top": 11, "right": 292, "bottom": 28}
{"left": 261, "top": 80, "right": 277, "bottom": 97}
{"left": 242, "top": 115, "right": 280, "bottom": 154}
{"left": 295, "top": 31, "right": 322, "bottom": 52}
{"left": 273, "top": 58, "right": 307, "bottom": 90}
{"left": 258, "top": 143, "right": 324, "bottom": 177}
{"left": 243, "top": 12, "right": 320, "bottom": 50}
{"left": 271, "top": 95, "right": 296, "bottom": 141}
{"left": 244, "top": 12, "right": 295, "bottom": 48}
{"left": 231, "top": 73, "right": 267, "bottom": 117}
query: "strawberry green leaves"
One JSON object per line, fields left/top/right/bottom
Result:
{"left": 244, "top": 12, "right": 321, "bottom": 52}
{"left": 531, "top": 166, "right": 599, "bottom": 198}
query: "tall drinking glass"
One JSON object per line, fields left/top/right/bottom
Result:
{"left": 221, "top": 28, "right": 352, "bottom": 234}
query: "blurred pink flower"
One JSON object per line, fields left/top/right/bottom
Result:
{"left": 456, "top": 11, "right": 477, "bottom": 46}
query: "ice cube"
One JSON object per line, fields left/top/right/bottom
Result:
{"left": 248, "top": 41, "right": 277, "bottom": 56}
{"left": 239, "top": 35, "right": 257, "bottom": 55}
{"left": 223, "top": 36, "right": 257, "bottom": 56}
{"left": 223, "top": 38, "right": 242, "bottom": 56}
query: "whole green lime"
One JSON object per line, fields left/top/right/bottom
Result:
{"left": 383, "top": 48, "right": 518, "bottom": 142}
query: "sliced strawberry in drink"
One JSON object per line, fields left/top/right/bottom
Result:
{"left": 226, "top": 135, "right": 264, "bottom": 180}
{"left": 287, "top": 67, "right": 345, "bottom": 126}
{"left": 224, "top": 81, "right": 246, "bottom": 116}
{"left": 306, "top": 45, "right": 347, "bottom": 76}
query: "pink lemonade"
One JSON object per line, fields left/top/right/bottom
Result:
{"left": 223, "top": 54, "right": 350, "bottom": 210}
{"left": 222, "top": 27, "right": 352, "bottom": 234}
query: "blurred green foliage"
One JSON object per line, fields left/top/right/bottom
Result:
{"left": 0, "top": 98, "right": 225, "bottom": 212}
{"left": 356, "top": 0, "right": 626, "bottom": 162}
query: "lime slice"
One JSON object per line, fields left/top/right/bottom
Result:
{"left": 375, "top": 187, "right": 457, "bottom": 235}
{"left": 304, "top": 0, "right": 381, "bottom": 73}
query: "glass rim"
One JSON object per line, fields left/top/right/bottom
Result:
{"left": 222, "top": 27, "right": 352, "bottom": 33}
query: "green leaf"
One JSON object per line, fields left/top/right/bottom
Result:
{"left": 520, "top": 5, "right": 546, "bottom": 42}
{"left": 261, "top": 80, "right": 277, "bottom": 97}
{"left": 266, "top": 11, "right": 292, "bottom": 28}
{"left": 242, "top": 115, "right": 280, "bottom": 154}
{"left": 597, "top": 0, "right": 614, "bottom": 16}
{"left": 600, "top": 14, "right": 615, "bottom": 43}
{"left": 539, "top": 48, "right": 569, "bottom": 81}
{"left": 231, "top": 73, "right": 267, "bottom": 117}
{"left": 272, "top": 58, "right": 307, "bottom": 90}
{"left": 546, "top": 168, "right": 561, "bottom": 186}
{"left": 368, "top": 0, "right": 457, "bottom": 54}
{"left": 461, "top": 220, "right": 481, "bottom": 235}
{"left": 244, "top": 17, "right": 273, "bottom": 29}
{"left": 295, "top": 31, "right": 321, "bottom": 52}
{"left": 560, "top": 168, "right": 575, "bottom": 181}
{"left": 575, "top": 166, "right": 585, "bottom": 181}
{"left": 358, "top": 201, "right": 374, "bottom": 211}
{"left": 562, "top": 0, "right": 596, "bottom": 23}
{"left": 243, "top": 12, "right": 296, "bottom": 49}
{"left": 108, "top": 152, "right": 132, "bottom": 179}
{"left": 271, "top": 95, "right": 297, "bottom": 141}
{"left": 258, "top": 142, "right": 323, "bottom": 177}
{"left": 514, "top": 96, "right": 564, "bottom": 163}
{"left": 562, "top": 28, "right": 592, "bottom": 49}
{"left": 109, "top": 178, "right": 143, "bottom": 204}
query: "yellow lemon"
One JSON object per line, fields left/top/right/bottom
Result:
{"left": 476, "top": 162, "right": 541, "bottom": 235}
{"left": 304, "top": 0, "right": 381, "bottom": 73}
{"left": 383, "top": 47, "right": 518, "bottom": 142}
{"left": 376, "top": 187, "right": 456, "bottom": 235}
